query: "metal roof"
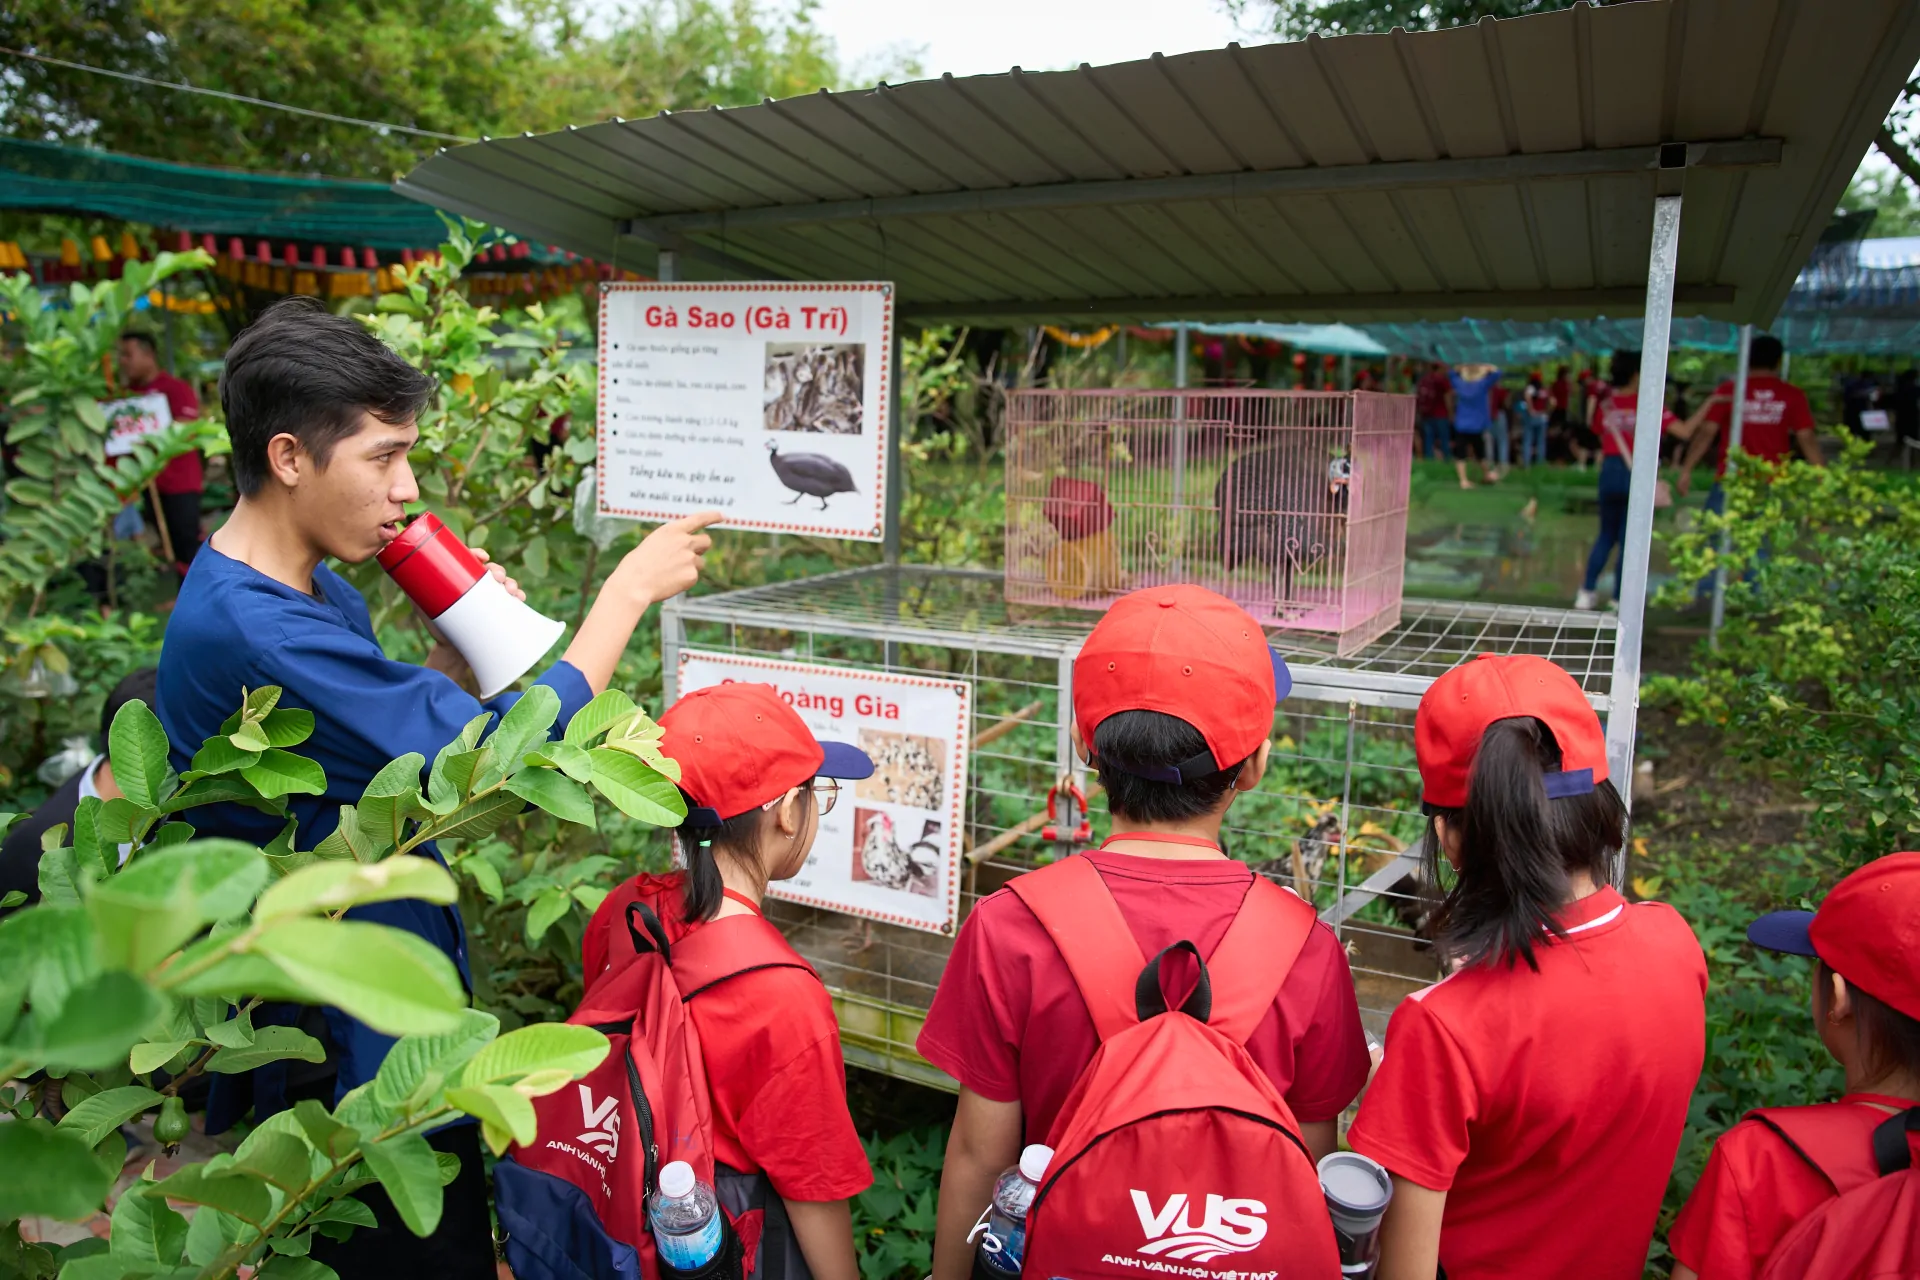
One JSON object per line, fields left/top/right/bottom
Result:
{"left": 396, "top": 0, "right": 1920, "bottom": 326}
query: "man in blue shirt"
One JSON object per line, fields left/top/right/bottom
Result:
{"left": 1447, "top": 363, "right": 1504, "bottom": 489}
{"left": 158, "top": 297, "right": 717, "bottom": 1276}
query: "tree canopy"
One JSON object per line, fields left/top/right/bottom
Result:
{"left": 0, "top": 0, "right": 878, "bottom": 180}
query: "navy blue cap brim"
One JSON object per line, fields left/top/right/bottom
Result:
{"left": 1747, "top": 909, "right": 1818, "bottom": 957}
{"left": 1271, "top": 648, "right": 1293, "bottom": 703}
{"left": 818, "top": 740, "right": 875, "bottom": 781}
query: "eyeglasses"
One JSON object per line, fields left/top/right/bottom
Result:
{"left": 811, "top": 776, "right": 840, "bottom": 816}
{"left": 760, "top": 776, "right": 839, "bottom": 817}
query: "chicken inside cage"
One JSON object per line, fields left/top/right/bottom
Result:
{"left": 1004, "top": 389, "right": 1412, "bottom": 653}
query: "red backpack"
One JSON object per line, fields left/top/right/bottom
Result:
{"left": 1010, "top": 855, "right": 1342, "bottom": 1279}
{"left": 1751, "top": 1102, "right": 1920, "bottom": 1279}
{"left": 495, "top": 884, "right": 814, "bottom": 1280}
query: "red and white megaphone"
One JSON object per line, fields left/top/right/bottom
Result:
{"left": 377, "top": 512, "right": 566, "bottom": 699}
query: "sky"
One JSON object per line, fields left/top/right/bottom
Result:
{"left": 816, "top": 0, "right": 1253, "bottom": 81}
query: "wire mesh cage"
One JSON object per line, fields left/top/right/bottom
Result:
{"left": 1006, "top": 389, "right": 1416, "bottom": 656}
{"left": 661, "top": 566, "right": 1619, "bottom": 1090}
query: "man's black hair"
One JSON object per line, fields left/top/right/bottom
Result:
{"left": 1091, "top": 710, "right": 1253, "bottom": 825}
{"left": 1750, "top": 334, "right": 1786, "bottom": 371}
{"left": 1609, "top": 350, "right": 1641, "bottom": 386}
{"left": 219, "top": 297, "right": 435, "bottom": 497}
{"left": 101, "top": 667, "right": 158, "bottom": 739}
{"left": 118, "top": 331, "right": 158, "bottom": 357}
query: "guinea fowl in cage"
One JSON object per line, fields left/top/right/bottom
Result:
{"left": 1041, "top": 476, "right": 1124, "bottom": 601}
{"left": 1214, "top": 445, "right": 1352, "bottom": 613}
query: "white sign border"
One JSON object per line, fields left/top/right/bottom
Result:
{"left": 675, "top": 648, "right": 969, "bottom": 936}
{"left": 596, "top": 281, "right": 894, "bottom": 541}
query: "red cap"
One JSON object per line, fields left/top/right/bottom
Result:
{"left": 1072, "top": 585, "right": 1291, "bottom": 781}
{"left": 1749, "top": 853, "right": 1920, "bottom": 1022}
{"left": 660, "top": 683, "right": 873, "bottom": 824}
{"left": 1415, "top": 655, "right": 1606, "bottom": 809}
{"left": 376, "top": 512, "right": 484, "bottom": 618}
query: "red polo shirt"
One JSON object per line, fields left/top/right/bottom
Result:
{"left": 1669, "top": 1094, "right": 1916, "bottom": 1280}
{"left": 916, "top": 850, "right": 1370, "bottom": 1147}
{"left": 583, "top": 874, "right": 872, "bottom": 1204}
{"left": 125, "top": 372, "right": 204, "bottom": 494}
{"left": 1701, "top": 373, "right": 1815, "bottom": 476}
{"left": 1595, "top": 392, "right": 1679, "bottom": 459}
{"left": 1417, "top": 370, "right": 1453, "bottom": 420}
{"left": 1348, "top": 888, "right": 1707, "bottom": 1280}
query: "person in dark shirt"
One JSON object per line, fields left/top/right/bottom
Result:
{"left": 0, "top": 667, "right": 157, "bottom": 910}
{"left": 116, "top": 330, "right": 205, "bottom": 573}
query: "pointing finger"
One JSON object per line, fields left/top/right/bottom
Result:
{"left": 670, "top": 510, "right": 727, "bottom": 533}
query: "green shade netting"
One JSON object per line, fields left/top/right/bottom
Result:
{"left": 0, "top": 136, "right": 449, "bottom": 249}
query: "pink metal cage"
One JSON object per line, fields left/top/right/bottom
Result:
{"left": 1005, "top": 389, "right": 1415, "bottom": 655}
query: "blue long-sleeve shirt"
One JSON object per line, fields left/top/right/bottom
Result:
{"left": 157, "top": 543, "right": 590, "bottom": 1126}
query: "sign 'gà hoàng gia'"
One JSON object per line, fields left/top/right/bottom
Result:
{"left": 597, "top": 282, "right": 894, "bottom": 542}
{"left": 676, "top": 649, "right": 968, "bottom": 935}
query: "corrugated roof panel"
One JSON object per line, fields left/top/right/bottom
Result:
{"left": 394, "top": 0, "right": 1920, "bottom": 325}
{"left": 1157, "top": 49, "right": 1306, "bottom": 173}
{"left": 1403, "top": 24, "right": 1515, "bottom": 160}
{"left": 1585, "top": 3, "right": 1673, "bottom": 148}
{"left": 1232, "top": 40, "right": 1372, "bottom": 167}
{"left": 1490, "top": 11, "right": 1586, "bottom": 153}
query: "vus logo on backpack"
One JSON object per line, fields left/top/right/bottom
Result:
{"left": 1131, "top": 1191, "right": 1269, "bottom": 1261}
{"left": 580, "top": 1085, "right": 622, "bottom": 1161}
{"left": 1008, "top": 857, "right": 1341, "bottom": 1279}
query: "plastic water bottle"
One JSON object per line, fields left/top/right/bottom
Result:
{"left": 650, "top": 1160, "right": 723, "bottom": 1273}
{"left": 977, "top": 1144, "right": 1052, "bottom": 1275}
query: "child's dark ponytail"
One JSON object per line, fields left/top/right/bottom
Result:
{"left": 1424, "top": 717, "right": 1625, "bottom": 971}
{"left": 677, "top": 808, "right": 766, "bottom": 924}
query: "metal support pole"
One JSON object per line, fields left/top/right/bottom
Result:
{"left": 1604, "top": 193, "right": 1682, "bottom": 827}
{"left": 884, "top": 318, "right": 903, "bottom": 565}
{"left": 656, "top": 250, "right": 677, "bottom": 283}
{"left": 1341, "top": 353, "right": 1353, "bottom": 390}
{"left": 660, "top": 597, "right": 684, "bottom": 703}
{"left": 1335, "top": 700, "right": 1357, "bottom": 943}
{"left": 1708, "top": 324, "right": 1752, "bottom": 645}
{"left": 1172, "top": 323, "right": 1189, "bottom": 576}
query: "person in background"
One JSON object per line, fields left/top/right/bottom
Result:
{"left": 156, "top": 297, "right": 720, "bottom": 1277}
{"left": 918, "top": 585, "right": 1369, "bottom": 1280}
{"left": 1669, "top": 853, "right": 1920, "bottom": 1280}
{"left": 1676, "top": 334, "right": 1822, "bottom": 507}
{"left": 1520, "top": 372, "right": 1551, "bottom": 468}
{"left": 115, "top": 328, "right": 205, "bottom": 575}
{"left": 1352, "top": 654, "right": 1708, "bottom": 1280}
{"left": 1487, "top": 378, "right": 1512, "bottom": 471}
{"left": 0, "top": 667, "right": 156, "bottom": 909}
{"left": 1448, "top": 362, "right": 1503, "bottom": 489}
{"left": 1547, "top": 364, "right": 1573, "bottom": 460}
{"left": 1573, "top": 366, "right": 1606, "bottom": 468}
{"left": 1416, "top": 360, "right": 1454, "bottom": 460}
{"left": 1576, "top": 351, "right": 1676, "bottom": 611}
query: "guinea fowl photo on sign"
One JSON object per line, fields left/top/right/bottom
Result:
{"left": 765, "top": 343, "right": 864, "bottom": 434}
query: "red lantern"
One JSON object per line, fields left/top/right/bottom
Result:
{"left": 228, "top": 238, "right": 245, "bottom": 259}
{"left": 256, "top": 240, "right": 272, "bottom": 261}
{"left": 402, "top": 248, "right": 417, "bottom": 265}
{"left": 283, "top": 243, "right": 298, "bottom": 266}
{"left": 176, "top": 231, "right": 193, "bottom": 252}
{"left": 201, "top": 233, "right": 217, "bottom": 255}
{"left": 362, "top": 248, "right": 379, "bottom": 269}
{"left": 312, "top": 246, "right": 327, "bottom": 269}
{"left": 341, "top": 247, "right": 358, "bottom": 269}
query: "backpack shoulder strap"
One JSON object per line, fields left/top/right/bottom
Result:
{"left": 1009, "top": 855, "right": 1144, "bottom": 1042}
{"left": 1747, "top": 1104, "right": 1890, "bottom": 1196}
{"left": 1205, "top": 875, "right": 1318, "bottom": 1044}
{"left": 658, "top": 907, "right": 817, "bottom": 1002}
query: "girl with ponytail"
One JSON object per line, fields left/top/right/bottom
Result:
{"left": 580, "top": 682, "right": 879, "bottom": 1280}
{"left": 1350, "top": 654, "right": 1708, "bottom": 1280}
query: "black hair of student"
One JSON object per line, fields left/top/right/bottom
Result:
{"left": 118, "top": 331, "right": 158, "bottom": 357}
{"left": 1092, "top": 710, "right": 1253, "bottom": 825}
{"left": 1750, "top": 334, "right": 1786, "bottom": 371}
{"left": 676, "top": 781, "right": 816, "bottom": 924}
{"left": 1609, "top": 350, "right": 1642, "bottom": 386}
{"left": 1422, "top": 717, "right": 1626, "bottom": 972}
{"left": 1817, "top": 959, "right": 1920, "bottom": 1084}
{"left": 101, "top": 668, "right": 159, "bottom": 739}
{"left": 220, "top": 296, "right": 435, "bottom": 497}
